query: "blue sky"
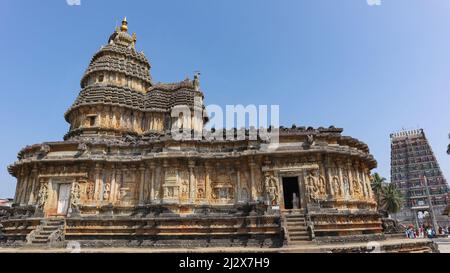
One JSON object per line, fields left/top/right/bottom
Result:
{"left": 0, "top": 0, "right": 449, "bottom": 198}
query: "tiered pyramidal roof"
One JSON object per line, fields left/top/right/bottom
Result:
{"left": 64, "top": 18, "right": 205, "bottom": 139}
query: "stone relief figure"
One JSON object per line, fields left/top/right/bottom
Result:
{"left": 255, "top": 171, "right": 263, "bottom": 194}
{"left": 264, "top": 175, "right": 279, "bottom": 206}
{"left": 211, "top": 191, "right": 217, "bottom": 200}
{"left": 211, "top": 174, "right": 234, "bottom": 202}
{"left": 103, "top": 182, "right": 111, "bottom": 200}
{"left": 71, "top": 182, "right": 81, "bottom": 208}
{"left": 39, "top": 144, "right": 51, "bottom": 156}
{"left": 271, "top": 191, "right": 279, "bottom": 206}
{"left": 365, "top": 182, "right": 371, "bottom": 198}
{"left": 195, "top": 171, "right": 206, "bottom": 200}
{"left": 352, "top": 180, "right": 361, "bottom": 197}
{"left": 303, "top": 135, "right": 314, "bottom": 148}
{"left": 165, "top": 187, "right": 175, "bottom": 198}
{"left": 318, "top": 176, "right": 326, "bottom": 196}
{"left": 181, "top": 181, "right": 189, "bottom": 200}
{"left": 197, "top": 188, "right": 204, "bottom": 199}
{"left": 118, "top": 187, "right": 130, "bottom": 203}
{"left": 37, "top": 183, "right": 48, "bottom": 209}
{"left": 86, "top": 181, "right": 95, "bottom": 201}
{"left": 332, "top": 177, "right": 341, "bottom": 197}
{"left": 77, "top": 143, "right": 88, "bottom": 153}
{"left": 306, "top": 176, "right": 316, "bottom": 203}
{"left": 343, "top": 177, "right": 350, "bottom": 198}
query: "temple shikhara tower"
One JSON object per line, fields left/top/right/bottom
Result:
{"left": 2, "top": 19, "right": 382, "bottom": 247}
{"left": 390, "top": 129, "right": 449, "bottom": 226}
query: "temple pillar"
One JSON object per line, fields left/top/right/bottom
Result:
{"left": 134, "top": 112, "right": 141, "bottom": 132}
{"left": 111, "top": 107, "right": 117, "bottom": 129}
{"left": 337, "top": 160, "right": 344, "bottom": 199}
{"left": 235, "top": 162, "right": 241, "bottom": 203}
{"left": 363, "top": 167, "right": 372, "bottom": 199}
{"left": 347, "top": 160, "right": 354, "bottom": 197}
{"left": 94, "top": 164, "right": 103, "bottom": 201}
{"left": 249, "top": 158, "right": 256, "bottom": 202}
{"left": 110, "top": 167, "right": 117, "bottom": 203}
{"left": 205, "top": 163, "right": 211, "bottom": 204}
{"left": 20, "top": 169, "right": 29, "bottom": 205}
{"left": 188, "top": 160, "right": 196, "bottom": 202}
{"left": 149, "top": 162, "right": 156, "bottom": 202}
{"left": 354, "top": 162, "right": 365, "bottom": 199}
{"left": 325, "top": 157, "right": 334, "bottom": 198}
{"left": 115, "top": 168, "right": 123, "bottom": 202}
{"left": 138, "top": 164, "right": 145, "bottom": 204}
{"left": 28, "top": 166, "right": 38, "bottom": 205}
{"left": 14, "top": 170, "right": 23, "bottom": 205}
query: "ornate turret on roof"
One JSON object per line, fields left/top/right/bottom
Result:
{"left": 108, "top": 17, "right": 137, "bottom": 49}
{"left": 121, "top": 17, "right": 128, "bottom": 32}
{"left": 64, "top": 19, "right": 207, "bottom": 140}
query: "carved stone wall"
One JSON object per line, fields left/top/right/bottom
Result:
{"left": 11, "top": 153, "right": 377, "bottom": 217}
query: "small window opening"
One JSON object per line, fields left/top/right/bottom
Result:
{"left": 88, "top": 116, "right": 97, "bottom": 127}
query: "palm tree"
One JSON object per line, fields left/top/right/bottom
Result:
{"left": 371, "top": 173, "right": 386, "bottom": 208}
{"left": 381, "top": 183, "right": 403, "bottom": 217}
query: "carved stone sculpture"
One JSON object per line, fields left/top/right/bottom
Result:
{"left": 37, "top": 183, "right": 48, "bottom": 209}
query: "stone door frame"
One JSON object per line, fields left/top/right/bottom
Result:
{"left": 278, "top": 171, "right": 307, "bottom": 212}
{"left": 38, "top": 173, "right": 87, "bottom": 218}
{"left": 49, "top": 178, "right": 73, "bottom": 217}
{"left": 263, "top": 164, "right": 319, "bottom": 214}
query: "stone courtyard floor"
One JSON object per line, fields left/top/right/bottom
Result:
{"left": 0, "top": 238, "right": 443, "bottom": 253}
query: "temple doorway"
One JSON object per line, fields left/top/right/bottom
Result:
{"left": 57, "top": 184, "right": 71, "bottom": 215}
{"left": 282, "top": 177, "right": 300, "bottom": 210}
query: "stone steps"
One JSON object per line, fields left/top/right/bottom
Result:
{"left": 27, "top": 219, "right": 65, "bottom": 246}
{"left": 283, "top": 212, "right": 310, "bottom": 245}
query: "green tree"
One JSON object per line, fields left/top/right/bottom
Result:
{"left": 381, "top": 183, "right": 403, "bottom": 215}
{"left": 371, "top": 173, "right": 386, "bottom": 208}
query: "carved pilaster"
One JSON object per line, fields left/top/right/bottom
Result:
{"left": 337, "top": 160, "right": 344, "bottom": 199}
{"left": 149, "top": 161, "right": 156, "bottom": 202}
{"left": 347, "top": 160, "right": 354, "bottom": 197}
{"left": 249, "top": 158, "right": 256, "bottom": 202}
{"left": 94, "top": 163, "right": 102, "bottom": 201}
{"left": 28, "top": 165, "right": 38, "bottom": 205}
{"left": 205, "top": 162, "right": 212, "bottom": 203}
{"left": 110, "top": 167, "right": 117, "bottom": 203}
{"left": 138, "top": 164, "right": 146, "bottom": 204}
{"left": 235, "top": 162, "right": 241, "bottom": 203}
{"left": 325, "top": 157, "right": 334, "bottom": 197}
{"left": 37, "top": 178, "right": 49, "bottom": 211}
{"left": 115, "top": 168, "right": 123, "bottom": 202}
{"left": 188, "top": 160, "right": 196, "bottom": 202}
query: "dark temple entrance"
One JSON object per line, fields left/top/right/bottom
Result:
{"left": 282, "top": 177, "right": 300, "bottom": 209}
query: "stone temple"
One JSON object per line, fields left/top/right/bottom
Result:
{"left": 1, "top": 19, "right": 382, "bottom": 247}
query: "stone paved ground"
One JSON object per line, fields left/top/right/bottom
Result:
{"left": 433, "top": 237, "right": 450, "bottom": 253}
{"left": 0, "top": 238, "right": 434, "bottom": 253}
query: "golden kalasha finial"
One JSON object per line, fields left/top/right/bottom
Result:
{"left": 120, "top": 17, "right": 128, "bottom": 32}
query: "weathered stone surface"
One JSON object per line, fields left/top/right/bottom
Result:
{"left": 2, "top": 19, "right": 383, "bottom": 248}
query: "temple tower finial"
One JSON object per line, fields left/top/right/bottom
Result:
{"left": 121, "top": 17, "right": 128, "bottom": 32}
